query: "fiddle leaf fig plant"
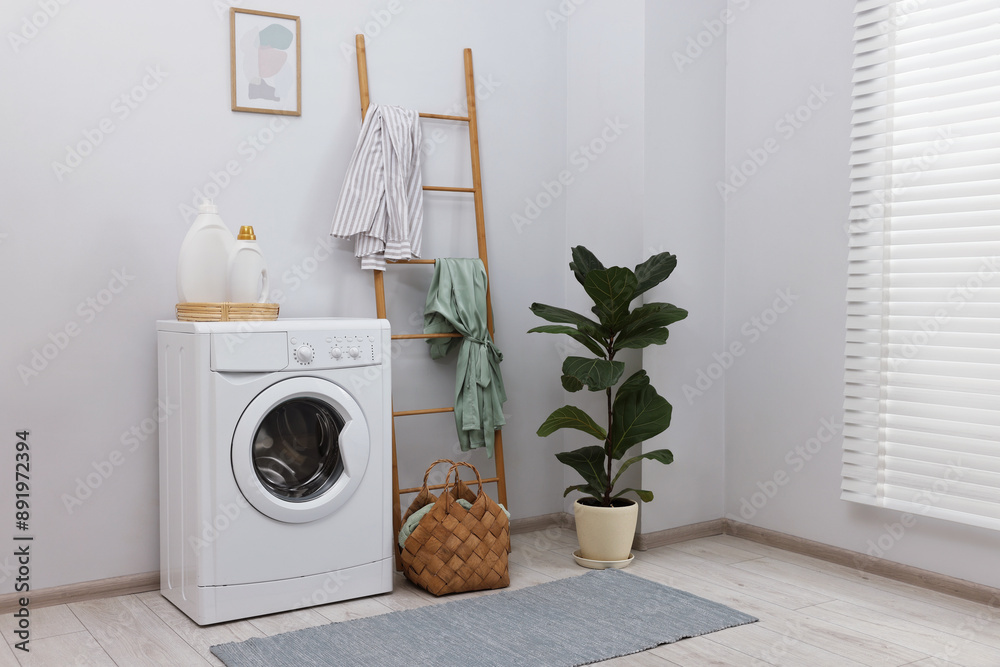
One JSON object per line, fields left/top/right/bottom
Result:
{"left": 529, "top": 246, "right": 688, "bottom": 507}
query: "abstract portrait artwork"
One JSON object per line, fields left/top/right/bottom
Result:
{"left": 230, "top": 8, "right": 301, "bottom": 116}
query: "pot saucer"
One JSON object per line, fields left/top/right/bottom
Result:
{"left": 572, "top": 550, "right": 634, "bottom": 570}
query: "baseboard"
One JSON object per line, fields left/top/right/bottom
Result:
{"left": 634, "top": 518, "right": 725, "bottom": 551}
{"left": 513, "top": 512, "right": 724, "bottom": 553}
{"left": 723, "top": 519, "right": 1000, "bottom": 607}
{"left": 518, "top": 513, "right": 1000, "bottom": 606}
{"left": 510, "top": 512, "right": 573, "bottom": 534}
{"left": 7, "top": 516, "right": 996, "bottom": 614}
{"left": 0, "top": 512, "right": 574, "bottom": 615}
{"left": 0, "top": 513, "right": 573, "bottom": 614}
{"left": 0, "top": 571, "right": 159, "bottom": 614}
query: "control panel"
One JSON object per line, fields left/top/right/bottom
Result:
{"left": 288, "top": 331, "right": 380, "bottom": 369}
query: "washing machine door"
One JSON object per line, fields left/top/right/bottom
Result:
{"left": 232, "top": 377, "right": 370, "bottom": 523}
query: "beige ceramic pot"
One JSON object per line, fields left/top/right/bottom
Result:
{"left": 573, "top": 499, "right": 638, "bottom": 562}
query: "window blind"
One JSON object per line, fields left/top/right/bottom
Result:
{"left": 844, "top": 0, "right": 1000, "bottom": 530}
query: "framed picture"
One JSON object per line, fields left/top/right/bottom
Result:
{"left": 230, "top": 8, "right": 301, "bottom": 116}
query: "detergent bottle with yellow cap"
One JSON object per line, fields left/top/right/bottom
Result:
{"left": 227, "top": 225, "right": 269, "bottom": 303}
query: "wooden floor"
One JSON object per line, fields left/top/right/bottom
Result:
{"left": 2, "top": 529, "right": 998, "bottom": 666}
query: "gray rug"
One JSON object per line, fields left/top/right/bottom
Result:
{"left": 211, "top": 569, "right": 757, "bottom": 667}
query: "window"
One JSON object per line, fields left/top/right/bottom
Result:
{"left": 843, "top": 0, "right": 1000, "bottom": 530}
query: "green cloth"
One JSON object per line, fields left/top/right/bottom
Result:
{"left": 398, "top": 499, "right": 510, "bottom": 550}
{"left": 424, "top": 258, "right": 507, "bottom": 457}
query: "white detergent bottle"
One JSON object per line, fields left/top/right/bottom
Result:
{"left": 227, "top": 226, "right": 269, "bottom": 303}
{"left": 177, "top": 201, "right": 235, "bottom": 303}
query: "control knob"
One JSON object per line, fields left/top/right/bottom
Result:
{"left": 294, "top": 345, "right": 314, "bottom": 365}
{"left": 348, "top": 346, "right": 361, "bottom": 359}
{"left": 330, "top": 347, "right": 343, "bottom": 359}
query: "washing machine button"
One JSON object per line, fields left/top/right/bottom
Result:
{"left": 294, "top": 345, "right": 314, "bottom": 364}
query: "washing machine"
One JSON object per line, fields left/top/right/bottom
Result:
{"left": 156, "top": 318, "right": 393, "bottom": 625}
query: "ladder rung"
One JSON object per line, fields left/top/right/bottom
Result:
{"left": 419, "top": 112, "right": 470, "bottom": 122}
{"left": 400, "top": 477, "right": 501, "bottom": 495}
{"left": 393, "top": 407, "right": 454, "bottom": 417}
{"left": 392, "top": 333, "right": 462, "bottom": 340}
{"left": 387, "top": 258, "right": 436, "bottom": 264}
{"left": 423, "top": 185, "right": 475, "bottom": 193}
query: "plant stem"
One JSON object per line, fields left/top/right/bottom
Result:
{"left": 605, "top": 340, "right": 615, "bottom": 507}
{"left": 605, "top": 385, "right": 613, "bottom": 506}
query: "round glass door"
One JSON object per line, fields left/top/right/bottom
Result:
{"left": 252, "top": 398, "right": 345, "bottom": 502}
{"left": 232, "top": 377, "right": 370, "bottom": 524}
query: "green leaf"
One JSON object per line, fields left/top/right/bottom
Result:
{"left": 611, "top": 448, "right": 674, "bottom": 486}
{"left": 583, "top": 267, "right": 638, "bottom": 331}
{"left": 569, "top": 246, "right": 605, "bottom": 287}
{"left": 634, "top": 252, "right": 677, "bottom": 297}
{"left": 616, "top": 370, "right": 651, "bottom": 398}
{"left": 616, "top": 327, "right": 670, "bottom": 350}
{"left": 561, "top": 356, "right": 626, "bottom": 392}
{"left": 614, "top": 303, "right": 688, "bottom": 350}
{"left": 529, "top": 303, "right": 608, "bottom": 340}
{"left": 537, "top": 406, "right": 608, "bottom": 440}
{"left": 612, "top": 488, "right": 654, "bottom": 502}
{"left": 610, "top": 381, "right": 672, "bottom": 459}
{"left": 561, "top": 374, "right": 584, "bottom": 392}
{"left": 527, "top": 324, "right": 606, "bottom": 358}
{"left": 614, "top": 303, "right": 688, "bottom": 351}
{"left": 622, "top": 302, "right": 689, "bottom": 332}
{"left": 563, "top": 484, "right": 604, "bottom": 502}
{"left": 555, "top": 446, "right": 609, "bottom": 493}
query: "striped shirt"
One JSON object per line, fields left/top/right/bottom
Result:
{"left": 330, "top": 103, "right": 423, "bottom": 270}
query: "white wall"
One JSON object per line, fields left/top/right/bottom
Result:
{"left": 560, "top": 0, "right": 646, "bottom": 510}
{"left": 723, "top": 0, "right": 1000, "bottom": 588}
{"left": 0, "top": 0, "right": 569, "bottom": 591}
{"left": 557, "top": 1, "right": 729, "bottom": 533}
{"left": 639, "top": 0, "right": 728, "bottom": 532}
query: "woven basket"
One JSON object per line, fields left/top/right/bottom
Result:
{"left": 400, "top": 459, "right": 510, "bottom": 596}
{"left": 175, "top": 302, "right": 279, "bottom": 322}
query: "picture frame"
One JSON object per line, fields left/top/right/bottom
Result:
{"left": 230, "top": 8, "right": 301, "bottom": 116}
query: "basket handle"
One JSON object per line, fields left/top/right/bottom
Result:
{"left": 420, "top": 458, "right": 458, "bottom": 493}
{"left": 442, "top": 461, "right": 484, "bottom": 510}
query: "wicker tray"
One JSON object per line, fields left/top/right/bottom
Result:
{"left": 175, "top": 302, "right": 279, "bottom": 322}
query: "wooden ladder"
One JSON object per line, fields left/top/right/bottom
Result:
{"left": 353, "top": 35, "right": 508, "bottom": 563}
